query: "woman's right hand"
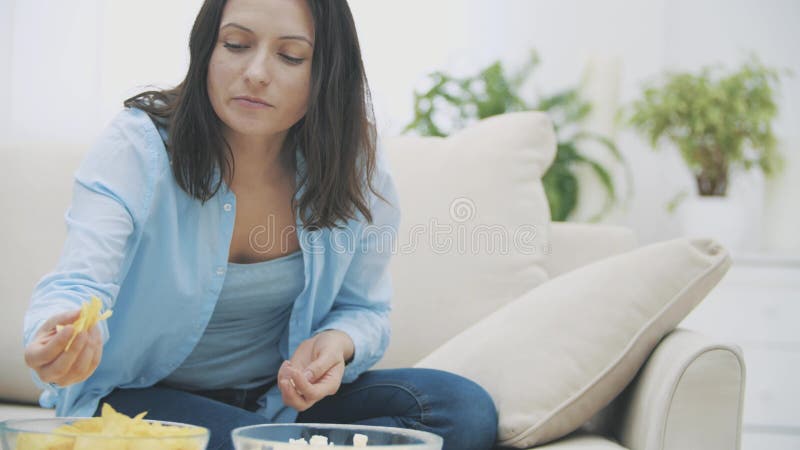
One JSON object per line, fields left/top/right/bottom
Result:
{"left": 23, "top": 309, "right": 103, "bottom": 388}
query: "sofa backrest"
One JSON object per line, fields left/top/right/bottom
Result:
{"left": 1, "top": 141, "right": 88, "bottom": 404}
{"left": 0, "top": 111, "right": 559, "bottom": 404}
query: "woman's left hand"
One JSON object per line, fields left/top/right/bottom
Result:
{"left": 278, "top": 330, "right": 354, "bottom": 412}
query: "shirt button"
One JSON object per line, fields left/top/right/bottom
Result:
{"left": 216, "top": 267, "right": 225, "bottom": 276}
{"left": 223, "top": 203, "right": 232, "bottom": 212}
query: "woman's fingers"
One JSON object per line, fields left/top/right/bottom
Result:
{"left": 25, "top": 309, "right": 84, "bottom": 370}
{"left": 39, "top": 310, "right": 81, "bottom": 335}
{"left": 63, "top": 339, "right": 96, "bottom": 385}
{"left": 25, "top": 325, "right": 74, "bottom": 369}
{"left": 302, "top": 351, "right": 340, "bottom": 384}
{"left": 287, "top": 365, "right": 327, "bottom": 403}
{"left": 301, "top": 357, "right": 344, "bottom": 395}
{"left": 76, "top": 327, "right": 104, "bottom": 384}
{"left": 90, "top": 343, "right": 102, "bottom": 371}
{"left": 279, "top": 371, "right": 310, "bottom": 410}
{"left": 39, "top": 331, "right": 88, "bottom": 384}
{"left": 280, "top": 361, "right": 323, "bottom": 411}
{"left": 87, "top": 324, "right": 102, "bottom": 348}
{"left": 279, "top": 377, "right": 305, "bottom": 410}
{"left": 278, "top": 356, "right": 343, "bottom": 413}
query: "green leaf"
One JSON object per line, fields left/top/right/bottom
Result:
{"left": 666, "top": 190, "right": 690, "bottom": 214}
{"left": 543, "top": 165, "right": 579, "bottom": 221}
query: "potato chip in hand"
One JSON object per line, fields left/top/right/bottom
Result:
{"left": 55, "top": 296, "right": 112, "bottom": 351}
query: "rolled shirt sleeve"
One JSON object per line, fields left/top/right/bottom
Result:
{"left": 22, "top": 108, "right": 157, "bottom": 395}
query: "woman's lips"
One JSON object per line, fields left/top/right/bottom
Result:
{"left": 233, "top": 97, "right": 273, "bottom": 109}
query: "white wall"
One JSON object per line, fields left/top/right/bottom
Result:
{"left": 2, "top": 0, "right": 200, "bottom": 145}
{"left": 8, "top": 0, "right": 103, "bottom": 143}
{"left": 3, "top": 0, "right": 798, "bottom": 252}
{"left": 0, "top": 0, "right": 13, "bottom": 129}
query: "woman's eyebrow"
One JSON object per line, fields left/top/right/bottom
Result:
{"left": 221, "top": 22, "right": 254, "bottom": 33}
{"left": 220, "top": 22, "right": 313, "bottom": 47}
{"left": 278, "top": 35, "right": 313, "bottom": 47}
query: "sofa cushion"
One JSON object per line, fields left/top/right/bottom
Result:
{"left": 415, "top": 238, "right": 731, "bottom": 448}
{"left": 0, "top": 143, "right": 88, "bottom": 405}
{"left": 534, "top": 433, "right": 628, "bottom": 449}
{"left": 378, "top": 111, "right": 557, "bottom": 369}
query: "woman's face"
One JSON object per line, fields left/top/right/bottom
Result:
{"left": 207, "top": 0, "right": 314, "bottom": 141}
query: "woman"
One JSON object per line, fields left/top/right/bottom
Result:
{"left": 22, "top": 1, "right": 498, "bottom": 449}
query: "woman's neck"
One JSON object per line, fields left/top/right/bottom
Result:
{"left": 223, "top": 129, "right": 295, "bottom": 188}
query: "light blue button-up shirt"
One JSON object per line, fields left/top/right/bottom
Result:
{"left": 22, "top": 107, "right": 401, "bottom": 423}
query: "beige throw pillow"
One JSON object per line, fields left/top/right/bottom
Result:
{"left": 415, "top": 238, "right": 731, "bottom": 448}
{"left": 380, "top": 111, "right": 557, "bottom": 368}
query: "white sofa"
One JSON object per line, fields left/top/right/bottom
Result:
{"left": 0, "top": 111, "right": 744, "bottom": 449}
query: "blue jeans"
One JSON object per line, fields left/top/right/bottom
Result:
{"left": 94, "top": 368, "right": 498, "bottom": 450}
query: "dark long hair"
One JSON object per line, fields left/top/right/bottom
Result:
{"left": 125, "top": 0, "right": 383, "bottom": 230}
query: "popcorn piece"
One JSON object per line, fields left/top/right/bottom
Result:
{"left": 286, "top": 432, "right": 368, "bottom": 447}
{"left": 309, "top": 435, "right": 328, "bottom": 446}
{"left": 353, "top": 433, "right": 368, "bottom": 447}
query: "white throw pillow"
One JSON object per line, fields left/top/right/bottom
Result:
{"left": 380, "top": 112, "right": 557, "bottom": 368}
{"left": 415, "top": 238, "right": 731, "bottom": 448}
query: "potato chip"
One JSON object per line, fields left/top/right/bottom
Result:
{"left": 14, "top": 403, "right": 207, "bottom": 450}
{"left": 55, "top": 296, "right": 113, "bottom": 351}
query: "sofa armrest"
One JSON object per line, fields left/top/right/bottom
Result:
{"left": 614, "top": 328, "right": 745, "bottom": 450}
{"left": 543, "top": 222, "right": 638, "bottom": 278}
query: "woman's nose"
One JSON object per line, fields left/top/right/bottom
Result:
{"left": 244, "top": 52, "right": 272, "bottom": 86}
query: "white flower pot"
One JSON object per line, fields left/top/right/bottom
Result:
{"left": 678, "top": 195, "right": 751, "bottom": 253}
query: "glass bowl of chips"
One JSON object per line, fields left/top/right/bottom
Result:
{"left": 232, "top": 423, "right": 443, "bottom": 449}
{"left": 0, "top": 416, "right": 210, "bottom": 450}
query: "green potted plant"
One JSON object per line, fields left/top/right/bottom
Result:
{"left": 628, "top": 54, "right": 789, "bottom": 250}
{"left": 404, "top": 50, "right": 629, "bottom": 222}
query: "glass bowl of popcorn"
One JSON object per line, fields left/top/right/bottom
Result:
{"left": 0, "top": 417, "right": 210, "bottom": 450}
{"left": 232, "top": 423, "right": 443, "bottom": 449}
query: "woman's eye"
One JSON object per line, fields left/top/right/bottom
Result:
{"left": 280, "top": 54, "right": 305, "bottom": 65}
{"left": 223, "top": 42, "right": 247, "bottom": 51}
{"left": 221, "top": 42, "right": 303, "bottom": 64}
